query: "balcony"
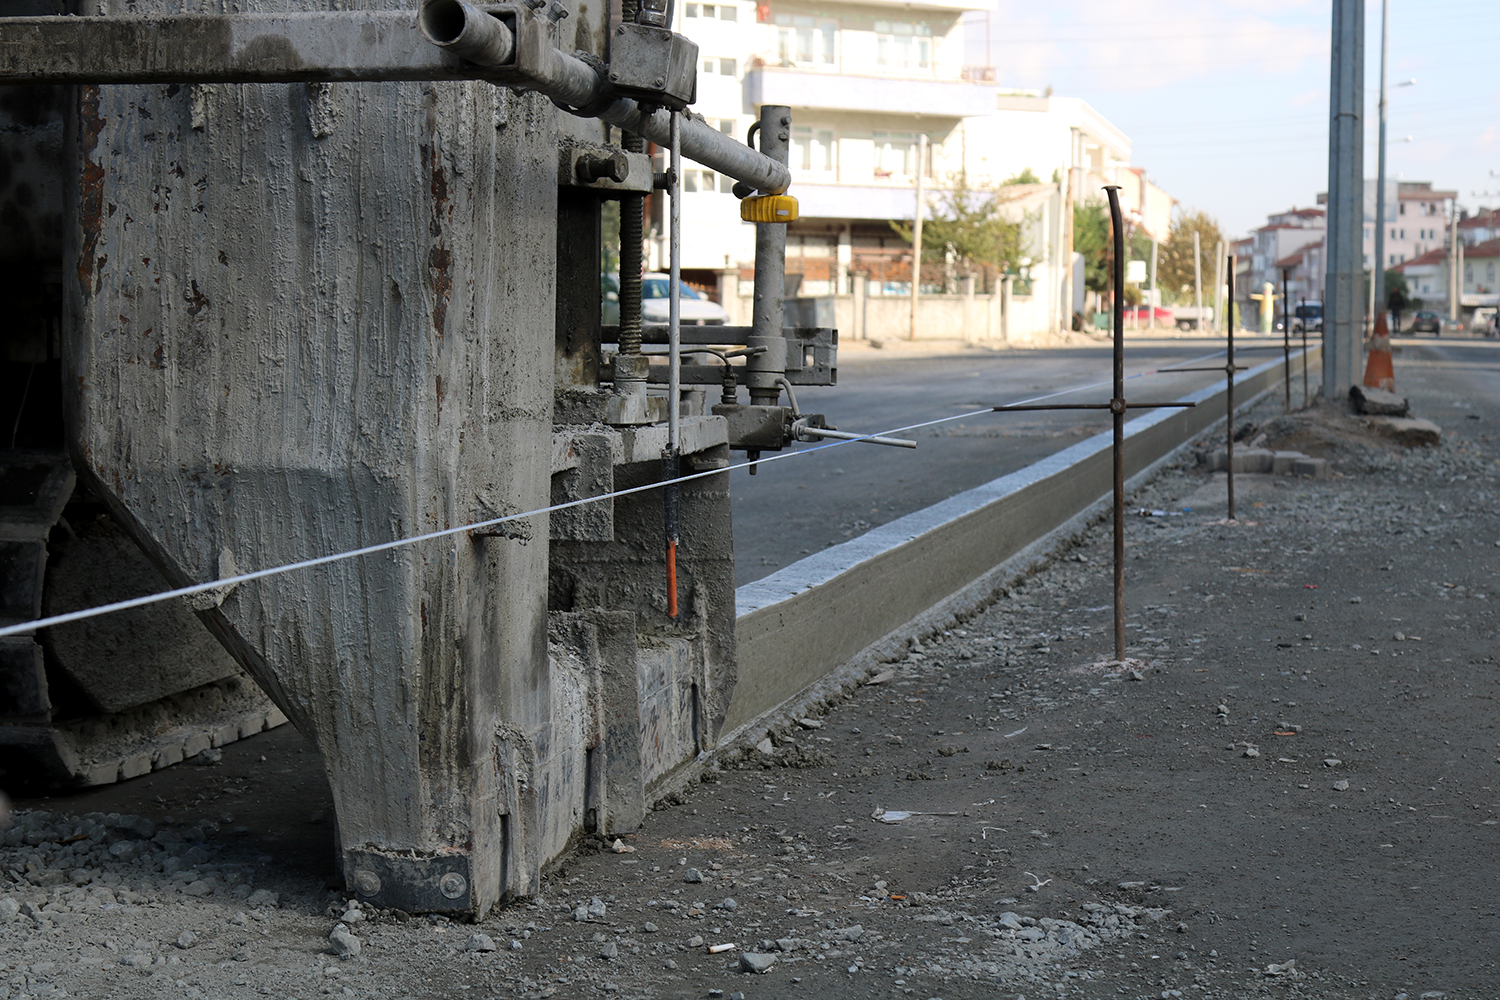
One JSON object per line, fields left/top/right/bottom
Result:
{"left": 745, "top": 65, "right": 996, "bottom": 118}
{"left": 808, "top": 0, "right": 991, "bottom": 10}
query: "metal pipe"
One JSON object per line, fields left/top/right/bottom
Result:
{"left": 910, "top": 133, "right": 926, "bottom": 340}
{"left": 1193, "top": 231, "right": 1203, "bottom": 334}
{"left": 794, "top": 427, "right": 917, "bottom": 449}
{"left": 1104, "top": 184, "right": 1126, "bottom": 663}
{"left": 420, "top": 0, "right": 790, "bottom": 192}
{"left": 746, "top": 105, "right": 791, "bottom": 406}
{"left": 1226, "top": 254, "right": 1237, "bottom": 521}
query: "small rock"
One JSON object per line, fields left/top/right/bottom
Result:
{"left": 246, "top": 889, "right": 279, "bottom": 908}
{"left": 187, "top": 748, "right": 223, "bottom": 765}
{"left": 1348, "top": 384, "right": 1410, "bottom": 417}
{"left": 1243, "top": 747, "right": 1261, "bottom": 759}
{"left": 643, "top": 921, "right": 659, "bottom": 932}
{"left": 229, "top": 912, "right": 249, "bottom": 927}
{"left": 510, "top": 939, "right": 523, "bottom": 950}
{"left": 108, "top": 841, "right": 139, "bottom": 861}
{"left": 572, "top": 905, "right": 590, "bottom": 922}
{"left": 1323, "top": 758, "right": 1343, "bottom": 767}
{"left": 329, "top": 923, "right": 361, "bottom": 959}
{"left": 663, "top": 959, "right": 678, "bottom": 970}
{"left": 175, "top": 930, "right": 197, "bottom": 949}
{"left": 587, "top": 897, "right": 608, "bottom": 918}
{"left": 599, "top": 941, "right": 618, "bottom": 959}
{"left": 339, "top": 908, "right": 364, "bottom": 924}
{"left": 686, "top": 935, "right": 705, "bottom": 948}
{"left": 232, "top": 946, "right": 252, "bottom": 962}
{"left": 1333, "top": 780, "right": 1350, "bottom": 791}
{"left": 719, "top": 898, "right": 737, "bottom": 911}
{"left": 755, "top": 738, "right": 774, "bottom": 755}
{"left": 466, "top": 934, "right": 497, "bottom": 952}
{"left": 1175, "top": 922, "right": 1189, "bottom": 934}
{"left": 797, "top": 718, "right": 823, "bottom": 730}
{"left": 0, "top": 898, "right": 20, "bottom": 925}
{"left": 739, "top": 951, "right": 777, "bottom": 974}
{"left": 683, "top": 867, "right": 705, "bottom": 884}
{"left": 182, "top": 880, "right": 214, "bottom": 897}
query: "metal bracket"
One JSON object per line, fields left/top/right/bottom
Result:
{"left": 344, "top": 849, "right": 475, "bottom": 915}
{"left": 559, "top": 144, "right": 654, "bottom": 195}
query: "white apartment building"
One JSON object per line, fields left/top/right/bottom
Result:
{"left": 664, "top": 0, "right": 1160, "bottom": 338}
{"left": 1313, "top": 180, "right": 1455, "bottom": 270}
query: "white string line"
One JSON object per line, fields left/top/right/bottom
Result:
{"left": 0, "top": 353, "right": 1248, "bottom": 638}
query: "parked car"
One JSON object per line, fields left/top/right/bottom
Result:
{"left": 1290, "top": 300, "right": 1323, "bottom": 334}
{"left": 642, "top": 273, "right": 729, "bottom": 325}
{"left": 1171, "top": 305, "right": 1214, "bottom": 331}
{"left": 601, "top": 273, "right": 730, "bottom": 327}
{"left": 1125, "top": 305, "right": 1176, "bottom": 325}
{"left": 1471, "top": 308, "right": 1498, "bottom": 337}
{"left": 1410, "top": 309, "right": 1441, "bottom": 334}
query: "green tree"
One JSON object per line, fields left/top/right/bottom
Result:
{"left": 1073, "top": 202, "right": 1111, "bottom": 295}
{"left": 890, "top": 171, "right": 1027, "bottom": 288}
{"left": 1002, "top": 167, "right": 1041, "bottom": 186}
{"left": 1157, "top": 209, "right": 1225, "bottom": 304}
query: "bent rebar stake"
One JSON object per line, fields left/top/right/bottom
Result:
{"left": 664, "top": 109, "right": 683, "bottom": 619}
{"left": 1225, "top": 255, "right": 1237, "bottom": 521}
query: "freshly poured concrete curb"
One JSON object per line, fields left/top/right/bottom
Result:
{"left": 725, "top": 346, "right": 1319, "bottom": 733}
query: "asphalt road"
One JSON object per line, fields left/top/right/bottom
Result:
{"left": 730, "top": 335, "right": 1297, "bottom": 585}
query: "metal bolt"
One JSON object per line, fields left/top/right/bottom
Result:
{"left": 353, "top": 870, "right": 381, "bottom": 896}
{"left": 780, "top": 115, "right": 791, "bottom": 126}
{"left": 439, "top": 872, "right": 468, "bottom": 899}
{"left": 654, "top": 77, "right": 666, "bottom": 88}
{"left": 777, "top": 132, "right": 789, "bottom": 141}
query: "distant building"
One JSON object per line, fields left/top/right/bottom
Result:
{"left": 1234, "top": 208, "right": 1323, "bottom": 329}
{"left": 666, "top": 0, "right": 1173, "bottom": 339}
{"left": 1457, "top": 207, "right": 1500, "bottom": 247}
{"left": 1317, "top": 180, "right": 1455, "bottom": 270}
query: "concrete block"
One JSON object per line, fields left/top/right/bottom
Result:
{"left": 82, "top": 760, "right": 122, "bottom": 786}
{"left": 1291, "top": 457, "right": 1328, "bottom": 479}
{"left": 265, "top": 707, "right": 289, "bottom": 729}
{"left": 238, "top": 712, "right": 267, "bottom": 738}
{"left": 119, "top": 752, "right": 153, "bottom": 780}
{"left": 182, "top": 732, "right": 212, "bottom": 758}
{"left": 152, "top": 743, "right": 185, "bottom": 770}
{"left": 210, "top": 722, "right": 240, "bottom": 748}
{"left": 1271, "top": 450, "right": 1307, "bottom": 475}
{"left": 1366, "top": 416, "right": 1441, "bottom": 447}
{"left": 1349, "top": 384, "right": 1409, "bottom": 416}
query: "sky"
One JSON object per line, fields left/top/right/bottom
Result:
{"left": 965, "top": 0, "right": 1500, "bottom": 239}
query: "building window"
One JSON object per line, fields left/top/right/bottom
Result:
{"left": 717, "top": 118, "right": 735, "bottom": 135}
{"left": 791, "top": 126, "right": 836, "bottom": 177}
{"left": 1364, "top": 227, "right": 1370, "bottom": 240}
{"left": 874, "top": 20, "right": 932, "bottom": 72}
{"left": 686, "top": 3, "right": 737, "bottom": 19}
{"left": 1399, "top": 202, "right": 1406, "bottom": 215}
{"left": 1399, "top": 229, "right": 1405, "bottom": 239}
{"left": 682, "top": 169, "right": 733, "bottom": 194}
{"left": 775, "top": 14, "right": 837, "bottom": 68}
{"left": 700, "top": 57, "right": 737, "bottom": 76}
{"left": 872, "top": 131, "right": 923, "bottom": 180}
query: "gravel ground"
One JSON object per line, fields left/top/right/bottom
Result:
{"left": 4, "top": 341, "right": 1499, "bottom": 1000}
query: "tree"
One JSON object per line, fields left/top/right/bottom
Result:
{"left": 890, "top": 171, "right": 1027, "bottom": 289}
{"left": 1157, "top": 209, "right": 1225, "bottom": 305}
{"left": 1073, "top": 202, "right": 1111, "bottom": 296}
{"left": 1002, "top": 167, "right": 1041, "bottom": 186}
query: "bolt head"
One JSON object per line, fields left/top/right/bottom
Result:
{"left": 353, "top": 870, "right": 381, "bottom": 896}
{"left": 439, "top": 872, "right": 468, "bottom": 900}
{"left": 654, "top": 77, "right": 666, "bottom": 88}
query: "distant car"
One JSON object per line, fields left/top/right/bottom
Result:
{"left": 601, "top": 273, "right": 730, "bottom": 327}
{"left": 1126, "top": 305, "right": 1176, "bottom": 325}
{"left": 1291, "top": 300, "right": 1323, "bottom": 334}
{"left": 642, "top": 273, "right": 729, "bottom": 325}
{"left": 1410, "top": 310, "right": 1441, "bottom": 334}
{"left": 1474, "top": 308, "right": 1498, "bottom": 337}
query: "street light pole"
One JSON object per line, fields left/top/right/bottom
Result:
{"left": 1373, "top": 0, "right": 1389, "bottom": 322}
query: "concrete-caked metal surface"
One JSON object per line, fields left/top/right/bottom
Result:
{"left": 63, "top": 0, "right": 566, "bottom": 916}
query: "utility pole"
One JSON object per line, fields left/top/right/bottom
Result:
{"left": 1148, "top": 235, "right": 1158, "bottom": 329}
{"left": 910, "top": 133, "right": 927, "bottom": 340}
{"left": 1373, "top": 0, "right": 1389, "bottom": 323}
{"left": 1448, "top": 197, "right": 1460, "bottom": 322}
{"left": 1193, "top": 230, "right": 1203, "bottom": 333}
{"left": 1213, "top": 239, "right": 1225, "bottom": 334}
{"left": 1323, "top": 0, "right": 1365, "bottom": 398}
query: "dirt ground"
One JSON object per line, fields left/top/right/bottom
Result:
{"left": 4, "top": 342, "right": 1500, "bottom": 1000}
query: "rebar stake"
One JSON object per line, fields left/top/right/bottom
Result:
{"left": 1225, "top": 254, "right": 1237, "bottom": 522}
{"left": 1104, "top": 185, "right": 1127, "bottom": 663}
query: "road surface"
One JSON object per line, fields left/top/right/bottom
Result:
{"left": 731, "top": 336, "right": 1296, "bottom": 585}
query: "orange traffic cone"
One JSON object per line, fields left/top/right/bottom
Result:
{"left": 1363, "top": 313, "right": 1395, "bottom": 391}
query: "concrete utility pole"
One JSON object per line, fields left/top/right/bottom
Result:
{"left": 1148, "top": 235, "right": 1158, "bottom": 329}
{"left": 910, "top": 133, "right": 927, "bottom": 340}
{"left": 1213, "top": 239, "right": 1225, "bottom": 333}
{"left": 1373, "top": 0, "right": 1389, "bottom": 320}
{"left": 1448, "top": 197, "right": 1460, "bottom": 322}
{"left": 1323, "top": 0, "right": 1365, "bottom": 398}
{"left": 1193, "top": 231, "right": 1203, "bottom": 332}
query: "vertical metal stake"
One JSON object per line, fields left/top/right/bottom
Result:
{"left": 1281, "top": 267, "right": 1291, "bottom": 412}
{"left": 1301, "top": 297, "right": 1310, "bottom": 406}
{"left": 664, "top": 110, "right": 683, "bottom": 618}
{"left": 1104, "top": 185, "right": 1127, "bottom": 663}
{"left": 1226, "top": 254, "right": 1237, "bottom": 522}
